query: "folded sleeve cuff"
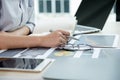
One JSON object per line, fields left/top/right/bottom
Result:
{"left": 26, "top": 22, "right": 35, "bottom": 33}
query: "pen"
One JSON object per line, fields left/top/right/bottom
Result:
{"left": 49, "top": 30, "right": 79, "bottom": 41}
{"left": 67, "top": 36, "right": 79, "bottom": 41}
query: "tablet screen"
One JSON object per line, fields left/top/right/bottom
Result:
{"left": 0, "top": 58, "right": 51, "bottom": 72}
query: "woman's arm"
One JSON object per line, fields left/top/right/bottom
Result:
{"left": 0, "top": 30, "right": 70, "bottom": 50}
{"left": 0, "top": 34, "right": 39, "bottom": 49}
{"left": 6, "top": 26, "right": 30, "bottom": 36}
{"left": 0, "top": 26, "right": 31, "bottom": 36}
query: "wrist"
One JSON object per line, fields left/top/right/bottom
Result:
{"left": 31, "top": 36, "right": 45, "bottom": 47}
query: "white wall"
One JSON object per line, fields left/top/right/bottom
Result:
{"left": 70, "top": 0, "right": 82, "bottom": 16}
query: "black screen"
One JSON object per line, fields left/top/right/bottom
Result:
{"left": 75, "top": 0, "right": 115, "bottom": 29}
{"left": 0, "top": 58, "right": 44, "bottom": 69}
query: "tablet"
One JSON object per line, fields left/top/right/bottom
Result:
{"left": 0, "top": 57, "right": 52, "bottom": 72}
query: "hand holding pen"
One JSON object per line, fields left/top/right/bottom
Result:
{"left": 49, "top": 30, "right": 79, "bottom": 41}
{"left": 38, "top": 29, "right": 70, "bottom": 48}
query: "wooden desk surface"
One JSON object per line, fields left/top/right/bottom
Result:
{"left": 0, "top": 21, "right": 120, "bottom": 80}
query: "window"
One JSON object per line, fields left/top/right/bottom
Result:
{"left": 38, "top": 0, "right": 70, "bottom": 13}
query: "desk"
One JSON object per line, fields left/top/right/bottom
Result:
{"left": 0, "top": 21, "right": 120, "bottom": 80}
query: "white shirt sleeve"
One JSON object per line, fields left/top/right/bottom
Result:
{"left": 25, "top": 0, "right": 35, "bottom": 33}
{"left": 0, "top": 0, "right": 35, "bottom": 33}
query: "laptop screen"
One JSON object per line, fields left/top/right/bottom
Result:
{"left": 75, "top": 0, "right": 115, "bottom": 30}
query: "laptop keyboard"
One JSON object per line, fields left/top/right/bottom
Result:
{"left": 76, "top": 26, "right": 94, "bottom": 31}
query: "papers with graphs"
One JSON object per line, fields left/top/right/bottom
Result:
{"left": 0, "top": 34, "right": 119, "bottom": 59}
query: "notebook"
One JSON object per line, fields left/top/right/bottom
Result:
{"left": 43, "top": 48, "right": 120, "bottom": 80}
{"left": 73, "top": 0, "right": 115, "bottom": 36}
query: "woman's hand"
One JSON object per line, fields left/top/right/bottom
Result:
{"left": 38, "top": 30, "right": 70, "bottom": 48}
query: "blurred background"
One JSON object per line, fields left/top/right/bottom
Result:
{"left": 33, "top": 0, "right": 116, "bottom": 33}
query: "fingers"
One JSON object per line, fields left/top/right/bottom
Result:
{"left": 58, "top": 32, "right": 68, "bottom": 41}
{"left": 57, "top": 30, "right": 70, "bottom": 36}
{"left": 51, "top": 31, "right": 68, "bottom": 47}
{"left": 60, "top": 37, "right": 67, "bottom": 45}
{"left": 46, "top": 30, "right": 70, "bottom": 47}
{"left": 57, "top": 33, "right": 68, "bottom": 47}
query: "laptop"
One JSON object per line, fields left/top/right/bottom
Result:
{"left": 73, "top": 0, "right": 115, "bottom": 36}
{"left": 43, "top": 48, "right": 120, "bottom": 80}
